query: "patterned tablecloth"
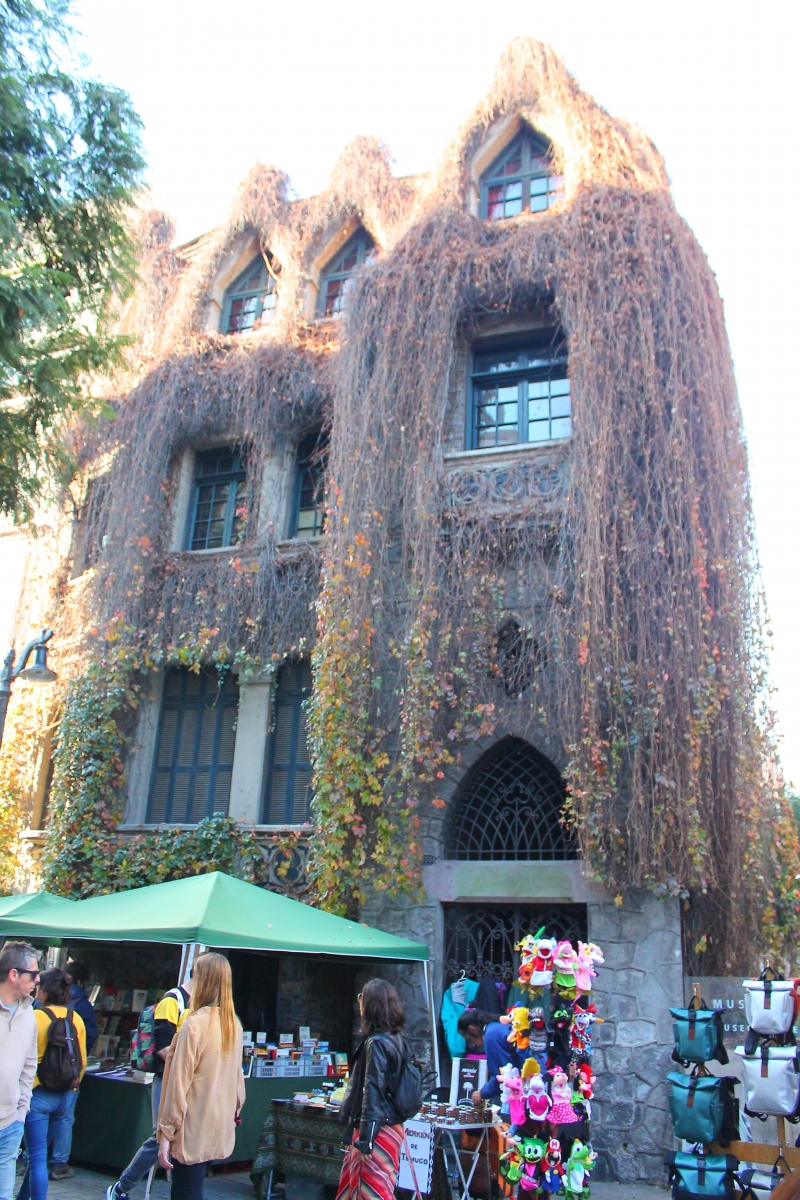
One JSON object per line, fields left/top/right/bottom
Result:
{"left": 250, "top": 1100, "right": 344, "bottom": 1198}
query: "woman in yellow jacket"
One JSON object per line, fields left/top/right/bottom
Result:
{"left": 157, "top": 953, "right": 245, "bottom": 1200}
{"left": 17, "top": 968, "right": 86, "bottom": 1200}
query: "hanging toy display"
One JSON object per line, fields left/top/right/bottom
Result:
{"left": 574, "top": 944, "right": 604, "bottom": 996}
{"left": 541, "top": 1139, "right": 566, "bottom": 1194}
{"left": 552, "top": 942, "right": 579, "bottom": 1001}
{"left": 563, "top": 1140, "right": 597, "bottom": 1199}
{"left": 458, "top": 927, "right": 606, "bottom": 1198}
{"left": 507, "top": 1004, "right": 532, "bottom": 1051}
{"left": 518, "top": 1138, "right": 547, "bottom": 1192}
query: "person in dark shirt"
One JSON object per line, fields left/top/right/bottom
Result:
{"left": 64, "top": 962, "right": 98, "bottom": 1053}
{"left": 106, "top": 978, "right": 192, "bottom": 1200}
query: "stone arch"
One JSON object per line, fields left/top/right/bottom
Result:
{"left": 443, "top": 735, "right": 576, "bottom": 861}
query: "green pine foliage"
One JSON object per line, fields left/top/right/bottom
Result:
{"left": 0, "top": 0, "right": 145, "bottom": 519}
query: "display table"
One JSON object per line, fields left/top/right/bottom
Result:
{"left": 250, "top": 1100, "right": 344, "bottom": 1199}
{"left": 72, "top": 1073, "right": 326, "bottom": 1171}
{"left": 430, "top": 1121, "right": 498, "bottom": 1200}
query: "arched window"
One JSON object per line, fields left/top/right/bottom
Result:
{"left": 222, "top": 254, "right": 278, "bottom": 334}
{"left": 445, "top": 737, "right": 576, "bottom": 860}
{"left": 481, "top": 126, "right": 564, "bottom": 220}
{"left": 317, "top": 229, "right": 374, "bottom": 317}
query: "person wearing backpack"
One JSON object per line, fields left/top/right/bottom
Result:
{"left": 106, "top": 975, "right": 192, "bottom": 1200}
{"left": 337, "top": 980, "right": 417, "bottom": 1200}
{"left": 16, "top": 968, "right": 86, "bottom": 1200}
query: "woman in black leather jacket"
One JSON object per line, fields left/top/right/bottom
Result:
{"left": 336, "top": 980, "right": 406, "bottom": 1200}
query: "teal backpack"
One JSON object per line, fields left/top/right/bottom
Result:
{"left": 665, "top": 1152, "right": 739, "bottom": 1200}
{"left": 667, "top": 1072, "right": 739, "bottom": 1146}
{"left": 671, "top": 1000, "right": 729, "bottom": 1066}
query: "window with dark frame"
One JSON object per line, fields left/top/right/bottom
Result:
{"left": 289, "top": 431, "right": 328, "bottom": 539}
{"left": 316, "top": 229, "right": 374, "bottom": 317}
{"left": 481, "top": 127, "right": 564, "bottom": 220}
{"left": 262, "top": 660, "right": 313, "bottom": 825}
{"left": 470, "top": 335, "right": 571, "bottom": 449}
{"left": 222, "top": 255, "right": 279, "bottom": 334}
{"left": 147, "top": 667, "right": 239, "bottom": 824}
{"left": 187, "top": 448, "right": 248, "bottom": 551}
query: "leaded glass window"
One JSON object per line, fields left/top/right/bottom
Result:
{"left": 445, "top": 736, "right": 577, "bottom": 861}
{"left": 262, "top": 660, "right": 313, "bottom": 824}
{"left": 481, "top": 127, "right": 564, "bottom": 220}
{"left": 470, "top": 337, "right": 570, "bottom": 449}
{"left": 187, "top": 448, "right": 247, "bottom": 551}
{"left": 147, "top": 668, "right": 239, "bottom": 823}
{"left": 317, "top": 229, "right": 374, "bottom": 317}
{"left": 223, "top": 255, "right": 278, "bottom": 334}
{"left": 290, "top": 431, "right": 327, "bottom": 539}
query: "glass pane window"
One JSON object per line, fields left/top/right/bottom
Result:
{"left": 470, "top": 338, "right": 570, "bottom": 449}
{"left": 317, "top": 229, "right": 375, "bottom": 317}
{"left": 290, "top": 431, "right": 328, "bottom": 539}
{"left": 223, "top": 255, "right": 279, "bottom": 334}
{"left": 148, "top": 668, "right": 239, "bottom": 824}
{"left": 188, "top": 449, "right": 247, "bottom": 550}
{"left": 481, "top": 127, "right": 564, "bottom": 221}
{"left": 262, "top": 660, "right": 313, "bottom": 824}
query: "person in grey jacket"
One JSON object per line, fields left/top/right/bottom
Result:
{"left": 0, "top": 943, "right": 39, "bottom": 1200}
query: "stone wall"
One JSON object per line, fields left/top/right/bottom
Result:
{"left": 588, "top": 890, "right": 681, "bottom": 1184}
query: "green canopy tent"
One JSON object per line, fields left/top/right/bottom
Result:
{"left": 0, "top": 872, "right": 438, "bottom": 1079}
{"left": 0, "top": 891, "right": 73, "bottom": 918}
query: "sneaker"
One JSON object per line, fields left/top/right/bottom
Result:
{"left": 49, "top": 1164, "right": 74, "bottom": 1180}
{"left": 106, "top": 1184, "right": 129, "bottom": 1200}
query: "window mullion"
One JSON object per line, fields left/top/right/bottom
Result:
{"left": 285, "top": 690, "right": 301, "bottom": 823}
{"left": 519, "top": 378, "right": 527, "bottom": 444}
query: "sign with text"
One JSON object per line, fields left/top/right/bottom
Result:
{"left": 449, "top": 1057, "right": 488, "bottom": 1105}
{"left": 399, "top": 1120, "right": 434, "bottom": 1194}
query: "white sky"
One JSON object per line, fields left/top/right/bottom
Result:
{"left": 65, "top": 0, "right": 799, "bottom": 782}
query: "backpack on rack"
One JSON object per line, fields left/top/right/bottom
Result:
{"left": 130, "top": 987, "right": 185, "bottom": 1072}
{"left": 737, "top": 1160, "right": 788, "bottom": 1200}
{"left": 667, "top": 1071, "right": 739, "bottom": 1146}
{"left": 671, "top": 998, "right": 729, "bottom": 1066}
{"left": 38, "top": 1006, "right": 82, "bottom": 1092}
{"left": 735, "top": 1043, "right": 800, "bottom": 1119}
{"left": 665, "top": 1151, "right": 739, "bottom": 1200}
{"left": 743, "top": 971, "right": 798, "bottom": 1037}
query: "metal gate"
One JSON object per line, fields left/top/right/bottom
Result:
{"left": 443, "top": 902, "right": 588, "bottom": 982}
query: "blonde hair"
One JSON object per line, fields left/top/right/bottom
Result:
{"left": 189, "top": 952, "right": 238, "bottom": 1056}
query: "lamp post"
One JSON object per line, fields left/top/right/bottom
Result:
{"left": 0, "top": 629, "right": 57, "bottom": 749}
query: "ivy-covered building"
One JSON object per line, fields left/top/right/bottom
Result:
{"left": 2, "top": 39, "right": 796, "bottom": 1184}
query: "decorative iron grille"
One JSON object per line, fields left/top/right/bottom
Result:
{"left": 443, "top": 903, "right": 588, "bottom": 981}
{"left": 444, "top": 737, "right": 576, "bottom": 860}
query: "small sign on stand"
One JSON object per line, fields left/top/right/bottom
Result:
{"left": 399, "top": 1120, "right": 434, "bottom": 1194}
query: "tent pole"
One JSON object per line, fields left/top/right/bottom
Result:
{"left": 422, "top": 959, "right": 440, "bottom": 1085}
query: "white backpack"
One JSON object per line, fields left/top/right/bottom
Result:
{"left": 736, "top": 1043, "right": 800, "bottom": 1117}
{"left": 743, "top": 977, "right": 797, "bottom": 1036}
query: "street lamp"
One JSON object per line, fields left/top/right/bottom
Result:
{"left": 0, "top": 629, "right": 57, "bottom": 748}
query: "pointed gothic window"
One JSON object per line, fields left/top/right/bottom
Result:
{"left": 317, "top": 229, "right": 374, "bottom": 317}
{"left": 481, "top": 127, "right": 564, "bottom": 220}
{"left": 444, "top": 737, "right": 576, "bottom": 861}
{"left": 222, "top": 254, "right": 279, "bottom": 334}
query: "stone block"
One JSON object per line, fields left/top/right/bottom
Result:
{"left": 633, "top": 1042, "right": 674, "bottom": 1083}
{"left": 593, "top": 1020, "right": 616, "bottom": 1046}
{"left": 619, "top": 911, "right": 650, "bottom": 942}
{"left": 616, "top": 1019, "right": 657, "bottom": 1046}
{"left": 605, "top": 993, "right": 641, "bottom": 1021}
{"left": 633, "top": 928, "right": 682, "bottom": 972}
{"left": 601, "top": 941, "right": 637, "bottom": 969}
{"left": 587, "top": 907, "right": 621, "bottom": 941}
{"left": 602, "top": 1044, "right": 636, "bottom": 1073}
{"left": 613, "top": 967, "right": 648, "bottom": 996}
{"left": 590, "top": 1047, "right": 605, "bottom": 1074}
{"left": 594, "top": 1099, "right": 636, "bottom": 1129}
{"left": 605, "top": 1148, "right": 640, "bottom": 1182}
{"left": 613, "top": 1073, "right": 654, "bottom": 1103}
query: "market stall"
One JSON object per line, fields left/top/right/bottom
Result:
{"left": 0, "top": 871, "right": 430, "bottom": 1169}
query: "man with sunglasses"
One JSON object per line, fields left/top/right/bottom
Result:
{"left": 0, "top": 942, "right": 40, "bottom": 1200}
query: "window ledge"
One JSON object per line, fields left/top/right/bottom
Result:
{"left": 173, "top": 545, "right": 243, "bottom": 558}
{"left": 444, "top": 438, "right": 570, "bottom": 465}
{"left": 255, "top": 824, "right": 314, "bottom": 834}
{"left": 275, "top": 536, "right": 325, "bottom": 554}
